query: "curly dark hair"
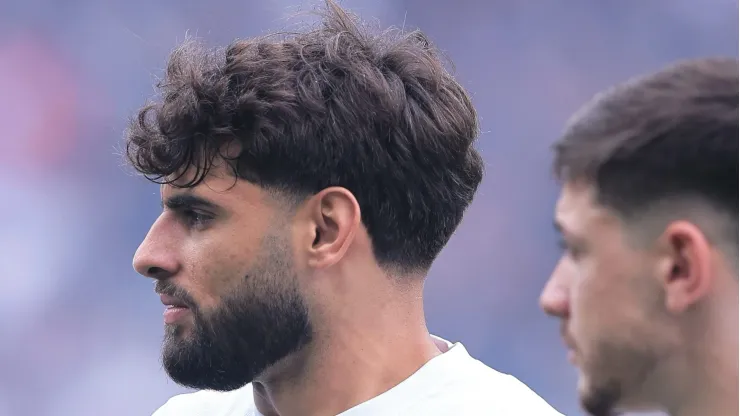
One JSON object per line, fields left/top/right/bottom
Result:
{"left": 553, "top": 57, "right": 738, "bottom": 244}
{"left": 125, "top": 1, "right": 484, "bottom": 273}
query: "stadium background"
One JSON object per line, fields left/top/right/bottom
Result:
{"left": 0, "top": 0, "right": 736, "bottom": 415}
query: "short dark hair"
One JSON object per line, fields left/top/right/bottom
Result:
{"left": 553, "top": 58, "right": 738, "bottom": 240}
{"left": 125, "top": 1, "right": 483, "bottom": 273}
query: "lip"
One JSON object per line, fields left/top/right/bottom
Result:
{"left": 163, "top": 305, "right": 190, "bottom": 325}
{"left": 561, "top": 337, "right": 575, "bottom": 351}
{"left": 160, "top": 294, "right": 188, "bottom": 308}
{"left": 567, "top": 349, "right": 577, "bottom": 364}
{"left": 561, "top": 335, "right": 579, "bottom": 365}
{"left": 560, "top": 326, "right": 578, "bottom": 364}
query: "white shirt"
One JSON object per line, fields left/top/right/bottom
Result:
{"left": 152, "top": 336, "right": 563, "bottom": 415}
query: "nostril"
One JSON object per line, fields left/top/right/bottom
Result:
{"left": 146, "top": 266, "right": 171, "bottom": 279}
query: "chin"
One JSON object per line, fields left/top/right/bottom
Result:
{"left": 578, "top": 373, "right": 623, "bottom": 416}
{"left": 166, "top": 321, "right": 195, "bottom": 340}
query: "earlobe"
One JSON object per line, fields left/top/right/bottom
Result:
{"left": 661, "top": 221, "right": 713, "bottom": 314}
{"left": 305, "top": 187, "right": 361, "bottom": 270}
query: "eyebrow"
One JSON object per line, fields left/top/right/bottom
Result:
{"left": 161, "top": 194, "right": 220, "bottom": 211}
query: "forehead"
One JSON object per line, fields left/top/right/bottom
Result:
{"left": 555, "top": 181, "right": 620, "bottom": 235}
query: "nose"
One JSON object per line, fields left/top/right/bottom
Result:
{"left": 133, "top": 216, "right": 180, "bottom": 280}
{"left": 540, "top": 258, "right": 571, "bottom": 319}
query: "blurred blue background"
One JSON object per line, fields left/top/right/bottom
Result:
{"left": 0, "top": 1, "right": 736, "bottom": 415}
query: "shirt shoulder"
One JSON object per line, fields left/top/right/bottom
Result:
{"left": 152, "top": 385, "right": 260, "bottom": 416}
{"left": 339, "top": 339, "right": 564, "bottom": 416}
{"left": 449, "top": 358, "right": 564, "bottom": 415}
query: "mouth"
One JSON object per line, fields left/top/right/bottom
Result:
{"left": 567, "top": 349, "right": 577, "bottom": 365}
{"left": 560, "top": 325, "right": 578, "bottom": 364}
{"left": 159, "top": 294, "right": 191, "bottom": 324}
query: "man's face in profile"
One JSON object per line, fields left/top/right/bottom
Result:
{"left": 133, "top": 163, "right": 312, "bottom": 391}
{"left": 541, "top": 182, "right": 671, "bottom": 415}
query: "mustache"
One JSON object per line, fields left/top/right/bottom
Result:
{"left": 155, "top": 280, "right": 197, "bottom": 309}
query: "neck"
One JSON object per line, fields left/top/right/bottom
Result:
{"left": 672, "top": 293, "right": 738, "bottom": 416}
{"left": 673, "top": 351, "right": 738, "bottom": 416}
{"left": 253, "top": 281, "right": 441, "bottom": 416}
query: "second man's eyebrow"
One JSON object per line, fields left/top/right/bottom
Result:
{"left": 161, "top": 194, "right": 220, "bottom": 211}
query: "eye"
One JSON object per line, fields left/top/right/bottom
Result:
{"left": 557, "top": 238, "right": 581, "bottom": 260}
{"left": 181, "top": 209, "right": 212, "bottom": 229}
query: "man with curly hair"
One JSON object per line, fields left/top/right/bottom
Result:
{"left": 127, "top": 1, "right": 561, "bottom": 415}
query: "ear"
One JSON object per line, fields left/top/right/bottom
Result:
{"left": 657, "top": 220, "right": 713, "bottom": 314}
{"left": 303, "top": 187, "right": 362, "bottom": 270}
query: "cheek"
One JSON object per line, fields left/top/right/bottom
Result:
{"left": 570, "top": 257, "right": 648, "bottom": 350}
{"left": 569, "top": 261, "right": 623, "bottom": 340}
{"left": 182, "top": 237, "right": 257, "bottom": 308}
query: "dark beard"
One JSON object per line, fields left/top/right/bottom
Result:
{"left": 158, "top": 249, "right": 312, "bottom": 391}
{"left": 582, "top": 378, "right": 621, "bottom": 416}
{"left": 580, "top": 340, "right": 659, "bottom": 416}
